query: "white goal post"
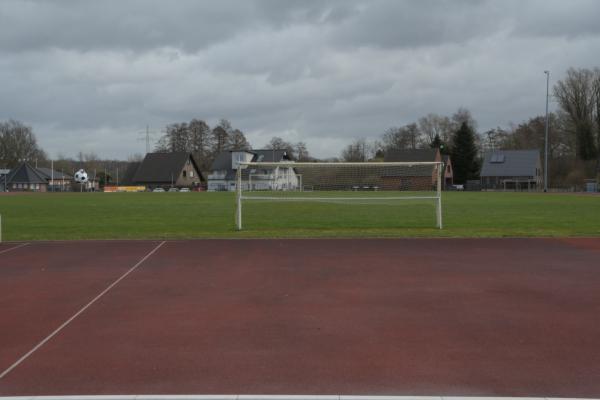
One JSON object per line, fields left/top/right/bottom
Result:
{"left": 235, "top": 161, "right": 444, "bottom": 230}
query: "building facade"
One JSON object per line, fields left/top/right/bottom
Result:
{"left": 132, "top": 152, "right": 204, "bottom": 190}
{"left": 480, "top": 150, "right": 542, "bottom": 191}
{"left": 208, "top": 150, "right": 299, "bottom": 192}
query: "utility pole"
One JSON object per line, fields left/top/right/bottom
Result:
{"left": 544, "top": 70, "right": 550, "bottom": 193}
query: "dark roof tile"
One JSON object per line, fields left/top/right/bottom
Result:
{"left": 133, "top": 152, "right": 201, "bottom": 183}
{"left": 480, "top": 150, "right": 540, "bottom": 177}
{"left": 6, "top": 163, "right": 47, "bottom": 184}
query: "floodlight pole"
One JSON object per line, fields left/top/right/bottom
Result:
{"left": 544, "top": 70, "right": 550, "bottom": 192}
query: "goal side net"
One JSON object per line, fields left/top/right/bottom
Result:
{"left": 235, "top": 161, "right": 443, "bottom": 230}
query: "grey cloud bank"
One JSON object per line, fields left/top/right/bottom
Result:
{"left": 1, "top": 0, "right": 600, "bottom": 159}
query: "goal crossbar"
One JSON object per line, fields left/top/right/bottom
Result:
{"left": 235, "top": 161, "right": 443, "bottom": 230}
{"left": 239, "top": 161, "right": 442, "bottom": 167}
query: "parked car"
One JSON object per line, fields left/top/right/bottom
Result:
{"left": 168, "top": 187, "right": 178, "bottom": 192}
{"left": 152, "top": 187, "right": 165, "bottom": 192}
{"left": 179, "top": 187, "right": 190, "bottom": 192}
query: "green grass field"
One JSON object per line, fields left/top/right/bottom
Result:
{"left": 0, "top": 191, "right": 599, "bottom": 241}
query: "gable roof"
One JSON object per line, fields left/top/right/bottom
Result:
{"left": 118, "top": 162, "right": 142, "bottom": 186}
{"left": 480, "top": 150, "right": 540, "bottom": 177}
{"left": 36, "top": 167, "right": 72, "bottom": 180}
{"left": 251, "top": 149, "right": 290, "bottom": 163}
{"left": 210, "top": 151, "right": 240, "bottom": 171}
{"left": 384, "top": 148, "right": 439, "bottom": 162}
{"left": 209, "top": 149, "right": 291, "bottom": 174}
{"left": 133, "top": 152, "right": 201, "bottom": 183}
{"left": 6, "top": 163, "right": 47, "bottom": 184}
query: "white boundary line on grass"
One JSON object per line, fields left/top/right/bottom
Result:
{"left": 0, "top": 242, "right": 29, "bottom": 255}
{"left": 0, "top": 396, "right": 596, "bottom": 400}
{"left": 0, "top": 241, "right": 166, "bottom": 380}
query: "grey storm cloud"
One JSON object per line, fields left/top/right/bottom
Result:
{"left": 1, "top": 0, "right": 600, "bottom": 159}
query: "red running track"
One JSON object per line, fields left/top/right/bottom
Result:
{"left": 0, "top": 238, "right": 599, "bottom": 397}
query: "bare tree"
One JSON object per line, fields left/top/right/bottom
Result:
{"left": 187, "top": 119, "right": 213, "bottom": 169}
{"left": 264, "top": 136, "right": 294, "bottom": 157}
{"left": 418, "top": 114, "right": 454, "bottom": 146}
{"left": 189, "top": 119, "right": 212, "bottom": 155}
{"left": 211, "top": 126, "right": 230, "bottom": 154}
{"left": 0, "top": 120, "right": 47, "bottom": 168}
{"left": 382, "top": 123, "right": 421, "bottom": 152}
{"left": 554, "top": 67, "right": 597, "bottom": 160}
{"left": 265, "top": 136, "right": 293, "bottom": 151}
{"left": 228, "top": 129, "right": 251, "bottom": 151}
{"left": 294, "top": 142, "right": 311, "bottom": 161}
{"left": 217, "top": 118, "right": 233, "bottom": 134}
{"left": 340, "top": 138, "right": 373, "bottom": 162}
{"left": 452, "top": 107, "right": 477, "bottom": 131}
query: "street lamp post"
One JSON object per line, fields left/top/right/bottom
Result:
{"left": 544, "top": 70, "right": 550, "bottom": 192}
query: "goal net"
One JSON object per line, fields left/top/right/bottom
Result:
{"left": 235, "top": 161, "right": 443, "bottom": 230}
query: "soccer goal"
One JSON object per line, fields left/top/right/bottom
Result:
{"left": 235, "top": 161, "right": 444, "bottom": 230}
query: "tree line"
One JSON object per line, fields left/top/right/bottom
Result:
{"left": 339, "top": 108, "right": 479, "bottom": 184}
{"left": 339, "top": 67, "right": 600, "bottom": 186}
{"left": 1, "top": 66, "right": 599, "bottom": 187}
{"left": 153, "top": 118, "right": 313, "bottom": 170}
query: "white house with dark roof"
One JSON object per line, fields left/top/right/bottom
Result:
{"left": 480, "top": 150, "right": 542, "bottom": 191}
{"left": 207, "top": 149, "right": 299, "bottom": 192}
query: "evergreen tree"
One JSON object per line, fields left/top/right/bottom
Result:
{"left": 430, "top": 133, "right": 450, "bottom": 155}
{"left": 451, "top": 122, "right": 480, "bottom": 184}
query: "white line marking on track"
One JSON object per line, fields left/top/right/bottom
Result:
{"left": 0, "top": 242, "right": 29, "bottom": 255}
{"left": 0, "top": 240, "right": 166, "bottom": 380}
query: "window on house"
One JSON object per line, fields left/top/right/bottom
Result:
{"left": 183, "top": 170, "right": 187, "bottom": 178}
{"left": 190, "top": 171, "right": 194, "bottom": 177}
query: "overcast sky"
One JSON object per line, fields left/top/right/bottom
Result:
{"left": 2, "top": 0, "right": 600, "bottom": 159}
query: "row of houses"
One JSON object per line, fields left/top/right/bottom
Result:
{"left": 1, "top": 148, "right": 542, "bottom": 192}
{"left": 0, "top": 163, "right": 98, "bottom": 192}
{"left": 202, "top": 148, "right": 541, "bottom": 192}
